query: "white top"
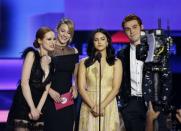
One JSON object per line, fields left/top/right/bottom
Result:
{"left": 130, "top": 44, "right": 144, "bottom": 97}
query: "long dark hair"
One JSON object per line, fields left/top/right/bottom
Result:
{"left": 85, "top": 28, "right": 115, "bottom": 67}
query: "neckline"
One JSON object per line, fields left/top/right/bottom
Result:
{"left": 54, "top": 53, "right": 78, "bottom": 57}
{"left": 55, "top": 43, "right": 68, "bottom": 49}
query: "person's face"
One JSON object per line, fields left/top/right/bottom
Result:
{"left": 39, "top": 31, "right": 55, "bottom": 51}
{"left": 124, "top": 20, "right": 143, "bottom": 45}
{"left": 94, "top": 32, "right": 108, "bottom": 52}
{"left": 57, "top": 23, "right": 71, "bottom": 45}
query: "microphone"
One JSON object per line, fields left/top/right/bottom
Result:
{"left": 95, "top": 52, "right": 102, "bottom": 131}
{"left": 95, "top": 52, "right": 102, "bottom": 63}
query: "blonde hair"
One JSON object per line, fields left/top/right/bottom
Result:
{"left": 57, "top": 18, "right": 74, "bottom": 43}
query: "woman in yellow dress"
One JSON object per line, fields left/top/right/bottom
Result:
{"left": 78, "top": 28, "right": 124, "bottom": 131}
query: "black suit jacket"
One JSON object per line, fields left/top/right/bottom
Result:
{"left": 117, "top": 45, "right": 131, "bottom": 107}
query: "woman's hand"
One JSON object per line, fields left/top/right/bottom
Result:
{"left": 69, "top": 86, "right": 78, "bottom": 99}
{"left": 49, "top": 88, "right": 61, "bottom": 103}
{"left": 90, "top": 105, "right": 99, "bottom": 117}
{"left": 96, "top": 105, "right": 105, "bottom": 116}
{"left": 90, "top": 105, "right": 105, "bottom": 117}
{"left": 29, "top": 108, "right": 41, "bottom": 120}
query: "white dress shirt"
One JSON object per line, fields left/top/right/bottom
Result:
{"left": 130, "top": 44, "right": 144, "bottom": 97}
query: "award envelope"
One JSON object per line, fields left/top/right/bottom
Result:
{"left": 54, "top": 92, "right": 74, "bottom": 110}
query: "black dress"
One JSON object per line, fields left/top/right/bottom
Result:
{"left": 44, "top": 53, "right": 79, "bottom": 131}
{"left": 6, "top": 47, "right": 52, "bottom": 131}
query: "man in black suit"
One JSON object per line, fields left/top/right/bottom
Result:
{"left": 117, "top": 14, "right": 172, "bottom": 131}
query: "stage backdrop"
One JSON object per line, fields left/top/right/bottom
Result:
{"left": 0, "top": 0, "right": 180, "bottom": 57}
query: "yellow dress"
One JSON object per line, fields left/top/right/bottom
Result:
{"left": 79, "top": 60, "right": 124, "bottom": 131}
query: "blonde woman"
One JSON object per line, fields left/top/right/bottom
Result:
{"left": 45, "top": 18, "right": 79, "bottom": 131}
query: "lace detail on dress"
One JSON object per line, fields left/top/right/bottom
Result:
{"left": 14, "top": 120, "right": 29, "bottom": 128}
{"left": 52, "top": 44, "right": 77, "bottom": 56}
{"left": 14, "top": 120, "right": 44, "bottom": 131}
{"left": 29, "top": 122, "right": 44, "bottom": 131}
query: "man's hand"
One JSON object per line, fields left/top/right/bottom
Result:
{"left": 176, "top": 109, "right": 181, "bottom": 123}
{"left": 147, "top": 101, "right": 160, "bottom": 121}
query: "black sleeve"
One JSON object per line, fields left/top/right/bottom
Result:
{"left": 21, "top": 47, "right": 38, "bottom": 59}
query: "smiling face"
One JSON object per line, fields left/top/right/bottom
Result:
{"left": 39, "top": 31, "right": 55, "bottom": 52}
{"left": 124, "top": 20, "right": 143, "bottom": 45}
{"left": 57, "top": 23, "right": 71, "bottom": 45}
{"left": 93, "top": 32, "right": 108, "bottom": 52}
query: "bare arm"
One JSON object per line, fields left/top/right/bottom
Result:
{"left": 48, "top": 87, "right": 61, "bottom": 103}
{"left": 70, "top": 62, "right": 79, "bottom": 98}
{"left": 69, "top": 48, "right": 79, "bottom": 98}
{"left": 37, "top": 83, "right": 51, "bottom": 112}
{"left": 73, "top": 62, "right": 79, "bottom": 88}
{"left": 146, "top": 117, "right": 154, "bottom": 131}
{"left": 21, "top": 52, "right": 36, "bottom": 110}
{"left": 21, "top": 52, "right": 40, "bottom": 120}
{"left": 101, "top": 59, "right": 123, "bottom": 109}
{"left": 72, "top": 47, "right": 79, "bottom": 88}
{"left": 78, "top": 59, "right": 95, "bottom": 109}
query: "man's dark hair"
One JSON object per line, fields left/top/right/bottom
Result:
{"left": 122, "top": 14, "right": 142, "bottom": 29}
